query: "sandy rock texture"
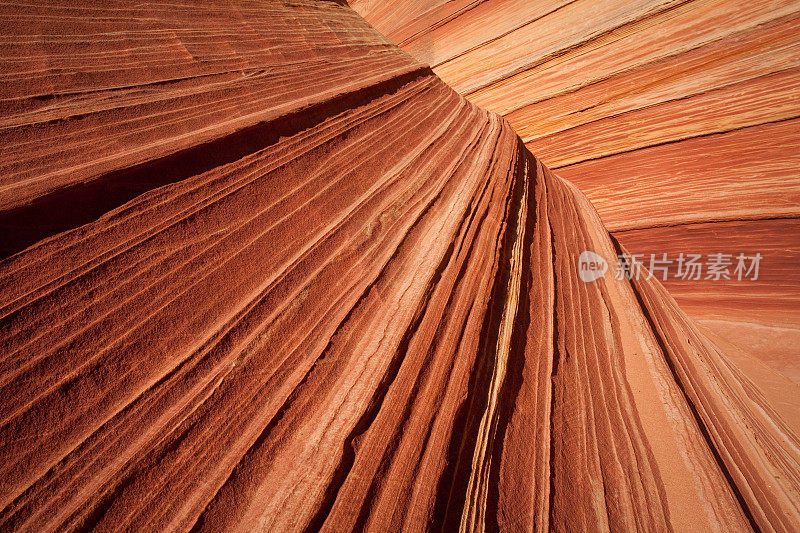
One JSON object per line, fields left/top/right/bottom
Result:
{"left": 0, "top": 0, "right": 799, "bottom": 531}
{"left": 351, "top": 0, "right": 800, "bottom": 382}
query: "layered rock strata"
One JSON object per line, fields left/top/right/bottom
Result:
{"left": 0, "top": 1, "right": 799, "bottom": 531}
{"left": 351, "top": 0, "right": 800, "bottom": 380}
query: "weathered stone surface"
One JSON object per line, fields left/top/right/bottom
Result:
{"left": 352, "top": 0, "right": 800, "bottom": 379}
{"left": 0, "top": 1, "right": 798, "bottom": 531}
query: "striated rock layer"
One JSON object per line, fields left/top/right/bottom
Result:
{"left": 351, "top": 0, "right": 800, "bottom": 380}
{"left": 1, "top": 1, "right": 799, "bottom": 531}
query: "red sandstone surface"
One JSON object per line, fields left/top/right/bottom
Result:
{"left": 0, "top": 1, "right": 799, "bottom": 531}
{"left": 351, "top": 0, "right": 800, "bottom": 382}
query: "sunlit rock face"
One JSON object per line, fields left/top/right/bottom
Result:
{"left": 351, "top": 0, "right": 800, "bottom": 383}
{"left": 1, "top": 1, "right": 799, "bottom": 531}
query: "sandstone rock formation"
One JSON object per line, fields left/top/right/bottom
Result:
{"left": 351, "top": 0, "right": 800, "bottom": 383}
{"left": 0, "top": 1, "right": 799, "bottom": 531}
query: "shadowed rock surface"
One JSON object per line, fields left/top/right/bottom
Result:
{"left": 0, "top": 1, "right": 799, "bottom": 531}
{"left": 350, "top": 0, "right": 800, "bottom": 382}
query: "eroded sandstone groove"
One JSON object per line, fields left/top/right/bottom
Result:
{"left": 350, "top": 0, "right": 800, "bottom": 382}
{"left": 0, "top": 1, "right": 798, "bottom": 531}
